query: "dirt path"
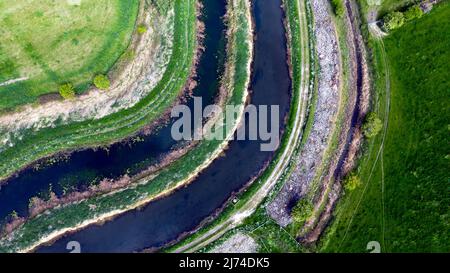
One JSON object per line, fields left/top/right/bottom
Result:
{"left": 172, "top": 0, "right": 311, "bottom": 253}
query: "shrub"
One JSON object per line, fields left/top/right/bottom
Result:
{"left": 93, "top": 75, "right": 110, "bottom": 90}
{"left": 362, "top": 112, "right": 383, "bottom": 138}
{"left": 344, "top": 173, "right": 361, "bottom": 192}
{"left": 291, "top": 199, "right": 314, "bottom": 225}
{"left": 137, "top": 24, "right": 148, "bottom": 34}
{"left": 404, "top": 5, "right": 424, "bottom": 21}
{"left": 331, "top": 0, "right": 345, "bottom": 17}
{"left": 59, "top": 83, "right": 75, "bottom": 99}
{"left": 383, "top": 11, "right": 405, "bottom": 31}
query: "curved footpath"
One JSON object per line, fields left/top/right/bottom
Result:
{"left": 267, "top": 0, "right": 341, "bottom": 228}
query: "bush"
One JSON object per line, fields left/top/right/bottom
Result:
{"left": 331, "top": 0, "right": 345, "bottom": 17}
{"left": 405, "top": 5, "right": 424, "bottom": 21}
{"left": 93, "top": 75, "right": 110, "bottom": 90}
{"left": 362, "top": 112, "right": 383, "bottom": 138}
{"left": 137, "top": 24, "right": 148, "bottom": 34}
{"left": 291, "top": 199, "right": 314, "bottom": 225}
{"left": 59, "top": 83, "right": 75, "bottom": 99}
{"left": 344, "top": 173, "right": 361, "bottom": 192}
{"left": 383, "top": 11, "right": 405, "bottom": 31}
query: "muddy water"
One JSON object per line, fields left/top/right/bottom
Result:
{"left": 36, "top": 0, "right": 291, "bottom": 253}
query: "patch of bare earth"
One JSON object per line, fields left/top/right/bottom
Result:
{"left": 299, "top": 0, "right": 371, "bottom": 244}
{"left": 0, "top": 4, "right": 174, "bottom": 148}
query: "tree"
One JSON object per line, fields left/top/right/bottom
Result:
{"left": 362, "top": 112, "right": 382, "bottom": 138}
{"left": 291, "top": 199, "right": 314, "bottom": 225}
{"left": 404, "top": 5, "right": 424, "bottom": 21}
{"left": 383, "top": 11, "right": 405, "bottom": 31}
{"left": 59, "top": 83, "right": 75, "bottom": 99}
{"left": 344, "top": 173, "right": 361, "bottom": 192}
{"left": 331, "top": 0, "right": 345, "bottom": 18}
{"left": 93, "top": 74, "right": 110, "bottom": 90}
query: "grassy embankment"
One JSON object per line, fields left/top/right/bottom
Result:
{"left": 0, "top": 0, "right": 253, "bottom": 253}
{"left": 0, "top": 0, "right": 139, "bottom": 111}
{"left": 320, "top": 0, "right": 450, "bottom": 252}
{"left": 167, "top": 0, "right": 314, "bottom": 253}
{"left": 0, "top": 0, "right": 195, "bottom": 181}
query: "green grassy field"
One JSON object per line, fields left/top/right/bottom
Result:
{"left": 320, "top": 1, "right": 450, "bottom": 252}
{"left": 0, "top": 0, "right": 139, "bottom": 111}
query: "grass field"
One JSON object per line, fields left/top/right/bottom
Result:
{"left": 320, "top": 1, "right": 450, "bottom": 252}
{"left": 0, "top": 0, "right": 139, "bottom": 111}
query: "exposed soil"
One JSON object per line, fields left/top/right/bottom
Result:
{"left": 0, "top": 3, "right": 174, "bottom": 147}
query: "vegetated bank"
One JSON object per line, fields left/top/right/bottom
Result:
{"left": 0, "top": 0, "right": 139, "bottom": 111}
{"left": 320, "top": 0, "right": 449, "bottom": 252}
{"left": 0, "top": 0, "right": 196, "bottom": 182}
{"left": 0, "top": 0, "right": 253, "bottom": 253}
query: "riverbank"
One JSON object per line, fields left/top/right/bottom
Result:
{"left": 0, "top": 0, "right": 197, "bottom": 182}
{"left": 167, "top": 0, "right": 311, "bottom": 253}
{"left": 0, "top": 0, "right": 254, "bottom": 253}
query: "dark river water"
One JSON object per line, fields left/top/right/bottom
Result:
{"left": 9, "top": 0, "right": 291, "bottom": 253}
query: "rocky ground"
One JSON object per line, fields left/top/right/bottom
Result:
{"left": 267, "top": 0, "right": 341, "bottom": 227}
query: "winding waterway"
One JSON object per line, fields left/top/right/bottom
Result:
{"left": 3, "top": 0, "right": 291, "bottom": 252}
{"left": 0, "top": 0, "right": 226, "bottom": 223}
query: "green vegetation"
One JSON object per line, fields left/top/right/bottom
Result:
{"left": 292, "top": 199, "right": 314, "bottom": 226}
{"left": 93, "top": 75, "right": 110, "bottom": 90}
{"left": 383, "top": 11, "right": 405, "bottom": 30}
{"left": 321, "top": 1, "right": 450, "bottom": 252}
{"left": 0, "top": 0, "right": 253, "bottom": 253}
{"left": 0, "top": 0, "right": 139, "bottom": 111}
{"left": 404, "top": 4, "right": 424, "bottom": 21}
{"left": 58, "top": 83, "right": 75, "bottom": 100}
{"left": 382, "top": 3, "right": 424, "bottom": 31}
{"left": 343, "top": 173, "right": 361, "bottom": 192}
{"left": 0, "top": 0, "right": 196, "bottom": 182}
{"left": 331, "top": 0, "right": 345, "bottom": 17}
{"left": 166, "top": 0, "right": 312, "bottom": 253}
{"left": 137, "top": 24, "right": 148, "bottom": 34}
{"left": 362, "top": 112, "right": 383, "bottom": 138}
